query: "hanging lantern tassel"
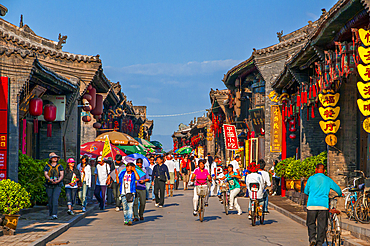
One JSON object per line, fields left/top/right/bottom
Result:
{"left": 309, "top": 83, "right": 312, "bottom": 99}
{"left": 311, "top": 105, "right": 315, "bottom": 119}
{"left": 297, "top": 93, "right": 301, "bottom": 108}
{"left": 34, "top": 118, "right": 39, "bottom": 133}
{"left": 307, "top": 107, "right": 309, "bottom": 121}
{"left": 47, "top": 123, "right": 52, "bottom": 137}
{"left": 304, "top": 86, "right": 308, "bottom": 104}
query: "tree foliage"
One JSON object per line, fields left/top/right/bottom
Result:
{"left": 0, "top": 179, "right": 31, "bottom": 215}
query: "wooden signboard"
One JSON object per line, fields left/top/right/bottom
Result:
{"left": 19, "top": 85, "right": 47, "bottom": 119}
{"left": 249, "top": 108, "right": 265, "bottom": 136}
{"left": 270, "top": 105, "right": 282, "bottom": 152}
{"left": 223, "top": 124, "right": 239, "bottom": 150}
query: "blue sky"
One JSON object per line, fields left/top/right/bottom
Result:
{"left": 4, "top": 0, "right": 337, "bottom": 150}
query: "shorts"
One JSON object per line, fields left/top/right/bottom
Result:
{"left": 182, "top": 173, "right": 190, "bottom": 182}
{"left": 168, "top": 172, "right": 175, "bottom": 184}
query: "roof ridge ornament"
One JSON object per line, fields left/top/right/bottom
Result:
{"left": 56, "top": 33, "right": 67, "bottom": 50}
{"left": 277, "top": 30, "right": 284, "bottom": 42}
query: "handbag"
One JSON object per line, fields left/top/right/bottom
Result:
{"left": 182, "top": 167, "right": 188, "bottom": 175}
{"left": 156, "top": 165, "right": 167, "bottom": 182}
{"left": 106, "top": 164, "right": 114, "bottom": 188}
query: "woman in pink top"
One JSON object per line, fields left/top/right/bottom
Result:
{"left": 190, "top": 159, "right": 211, "bottom": 216}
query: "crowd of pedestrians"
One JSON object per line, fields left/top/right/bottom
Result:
{"left": 42, "top": 150, "right": 342, "bottom": 246}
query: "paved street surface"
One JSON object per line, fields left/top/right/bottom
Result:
{"left": 49, "top": 186, "right": 308, "bottom": 246}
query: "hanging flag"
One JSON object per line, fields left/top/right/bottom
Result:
{"left": 102, "top": 136, "right": 111, "bottom": 158}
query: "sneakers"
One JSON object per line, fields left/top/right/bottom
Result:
{"left": 193, "top": 210, "right": 197, "bottom": 216}
{"left": 82, "top": 207, "right": 86, "bottom": 212}
{"left": 159, "top": 205, "right": 163, "bottom": 208}
{"left": 133, "top": 218, "right": 139, "bottom": 222}
{"left": 115, "top": 207, "right": 120, "bottom": 212}
{"left": 272, "top": 192, "right": 277, "bottom": 196}
{"left": 140, "top": 217, "right": 144, "bottom": 221}
{"left": 50, "top": 215, "right": 58, "bottom": 220}
{"left": 127, "top": 221, "right": 132, "bottom": 226}
{"left": 229, "top": 206, "right": 233, "bottom": 210}
{"left": 155, "top": 203, "right": 159, "bottom": 207}
{"left": 205, "top": 203, "right": 208, "bottom": 207}
{"left": 237, "top": 211, "right": 242, "bottom": 215}
{"left": 248, "top": 214, "right": 252, "bottom": 220}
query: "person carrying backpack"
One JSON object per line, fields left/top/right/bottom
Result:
{"left": 63, "top": 158, "right": 81, "bottom": 215}
{"left": 43, "top": 152, "right": 64, "bottom": 220}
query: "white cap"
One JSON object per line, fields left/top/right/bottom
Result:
{"left": 97, "top": 156, "right": 102, "bottom": 162}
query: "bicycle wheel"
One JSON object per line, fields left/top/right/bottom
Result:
{"left": 354, "top": 195, "right": 370, "bottom": 224}
{"left": 199, "top": 197, "right": 204, "bottom": 222}
{"left": 260, "top": 212, "right": 265, "bottom": 225}
{"left": 345, "top": 198, "right": 354, "bottom": 219}
{"left": 223, "top": 192, "right": 228, "bottom": 215}
{"left": 251, "top": 202, "right": 257, "bottom": 226}
{"left": 331, "top": 215, "right": 341, "bottom": 246}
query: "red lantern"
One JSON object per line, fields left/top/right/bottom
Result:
{"left": 91, "top": 94, "right": 103, "bottom": 116}
{"left": 87, "top": 85, "right": 93, "bottom": 90}
{"left": 93, "top": 122, "right": 101, "bottom": 129}
{"left": 83, "top": 94, "right": 92, "bottom": 101}
{"left": 289, "top": 119, "right": 296, "bottom": 132}
{"left": 29, "top": 97, "right": 43, "bottom": 133}
{"left": 44, "top": 104, "right": 57, "bottom": 137}
{"left": 83, "top": 105, "right": 92, "bottom": 112}
{"left": 82, "top": 115, "right": 91, "bottom": 122}
{"left": 88, "top": 87, "right": 96, "bottom": 110}
{"left": 289, "top": 133, "right": 296, "bottom": 139}
{"left": 260, "top": 128, "right": 265, "bottom": 135}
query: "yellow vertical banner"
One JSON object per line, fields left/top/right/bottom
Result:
{"left": 270, "top": 105, "right": 282, "bottom": 152}
{"left": 102, "top": 136, "right": 111, "bottom": 158}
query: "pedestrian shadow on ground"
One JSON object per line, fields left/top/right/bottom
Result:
{"left": 172, "top": 194, "right": 184, "bottom": 197}
{"left": 201, "top": 216, "right": 222, "bottom": 222}
{"left": 135, "top": 215, "right": 163, "bottom": 224}
{"left": 163, "top": 203, "right": 179, "bottom": 208}
{"left": 262, "top": 219, "right": 278, "bottom": 225}
{"left": 16, "top": 222, "right": 60, "bottom": 234}
{"left": 143, "top": 209, "right": 155, "bottom": 213}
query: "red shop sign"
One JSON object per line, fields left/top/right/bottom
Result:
{"left": 0, "top": 77, "right": 9, "bottom": 180}
{"left": 223, "top": 124, "right": 239, "bottom": 150}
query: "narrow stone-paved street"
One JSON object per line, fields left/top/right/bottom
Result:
{"left": 49, "top": 186, "right": 308, "bottom": 246}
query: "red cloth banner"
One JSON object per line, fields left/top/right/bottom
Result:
{"left": 223, "top": 124, "right": 239, "bottom": 150}
{"left": 0, "top": 77, "right": 8, "bottom": 181}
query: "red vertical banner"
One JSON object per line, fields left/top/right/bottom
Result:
{"left": 222, "top": 124, "right": 239, "bottom": 150}
{"left": 0, "top": 77, "right": 8, "bottom": 181}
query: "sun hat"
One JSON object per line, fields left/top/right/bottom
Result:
{"left": 67, "top": 158, "right": 75, "bottom": 163}
{"left": 49, "top": 152, "right": 60, "bottom": 160}
{"left": 248, "top": 162, "right": 260, "bottom": 173}
{"left": 97, "top": 156, "right": 102, "bottom": 162}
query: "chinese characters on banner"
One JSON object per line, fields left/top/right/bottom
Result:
{"left": 318, "top": 91, "right": 340, "bottom": 146}
{"left": 357, "top": 28, "right": 370, "bottom": 133}
{"left": 0, "top": 77, "right": 8, "bottom": 181}
{"left": 222, "top": 124, "right": 239, "bottom": 150}
{"left": 270, "top": 105, "right": 282, "bottom": 152}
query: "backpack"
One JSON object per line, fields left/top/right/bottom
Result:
{"left": 46, "top": 163, "right": 61, "bottom": 184}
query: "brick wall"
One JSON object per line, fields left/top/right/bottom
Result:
{"left": 300, "top": 106, "right": 326, "bottom": 160}
{"left": 328, "top": 76, "right": 357, "bottom": 187}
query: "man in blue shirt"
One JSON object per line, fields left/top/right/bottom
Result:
{"left": 304, "top": 163, "right": 342, "bottom": 246}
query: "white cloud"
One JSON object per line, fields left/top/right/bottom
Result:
{"left": 147, "top": 97, "right": 162, "bottom": 103}
{"left": 306, "top": 12, "right": 319, "bottom": 20}
{"left": 107, "top": 59, "right": 242, "bottom": 76}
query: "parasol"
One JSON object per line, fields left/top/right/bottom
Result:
{"left": 134, "top": 137, "right": 156, "bottom": 148}
{"left": 80, "top": 141, "right": 126, "bottom": 159}
{"left": 95, "top": 131, "right": 139, "bottom": 146}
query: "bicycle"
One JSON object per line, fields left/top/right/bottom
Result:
{"left": 354, "top": 170, "right": 370, "bottom": 224}
{"left": 326, "top": 196, "right": 342, "bottom": 246}
{"left": 219, "top": 182, "right": 229, "bottom": 215}
{"left": 341, "top": 171, "right": 363, "bottom": 220}
{"left": 196, "top": 185, "right": 208, "bottom": 222}
{"left": 249, "top": 183, "right": 264, "bottom": 226}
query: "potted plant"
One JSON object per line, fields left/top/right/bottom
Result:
{"left": 0, "top": 179, "right": 31, "bottom": 230}
{"left": 275, "top": 157, "right": 297, "bottom": 190}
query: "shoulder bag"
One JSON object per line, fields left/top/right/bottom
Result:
{"left": 124, "top": 173, "right": 134, "bottom": 203}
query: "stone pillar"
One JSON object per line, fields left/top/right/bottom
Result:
{"left": 64, "top": 100, "right": 79, "bottom": 160}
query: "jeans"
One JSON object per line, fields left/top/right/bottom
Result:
{"left": 154, "top": 178, "right": 165, "bottom": 206}
{"left": 262, "top": 190, "right": 269, "bottom": 212}
{"left": 229, "top": 188, "right": 242, "bottom": 213}
{"left": 78, "top": 182, "right": 89, "bottom": 208}
{"left": 94, "top": 185, "right": 107, "bottom": 209}
{"left": 306, "top": 210, "right": 329, "bottom": 246}
{"left": 121, "top": 194, "right": 135, "bottom": 223}
{"left": 112, "top": 182, "right": 121, "bottom": 207}
{"left": 65, "top": 188, "right": 78, "bottom": 206}
{"left": 134, "top": 189, "right": 146, "bottom": 218}
{"left": 46, "top": 185, "right": 61, "bottom": 216}
{"left": 145, "top": 181, "right": 154, "bottom": 199}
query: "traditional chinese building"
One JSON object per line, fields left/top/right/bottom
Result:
{"left": 272, "top": 0, "right": 370, "bottom": 185}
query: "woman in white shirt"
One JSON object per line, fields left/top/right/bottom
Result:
{"left": 77, "top": 155, "right": 91, "bottom": 212}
